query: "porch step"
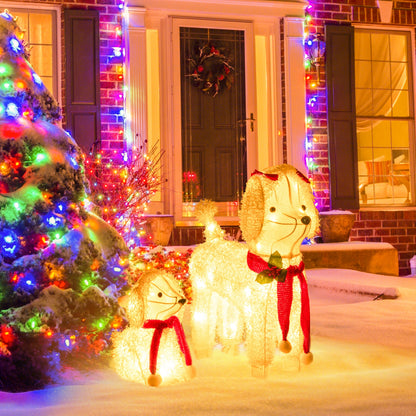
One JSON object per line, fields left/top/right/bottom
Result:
{"left": 301, "top": 241, "right": 398, "bottom": 276}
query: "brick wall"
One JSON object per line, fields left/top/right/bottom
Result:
{"left": 350, "top": 210, "right": 416, "bottom": 275}
{"left": 306, "top": 0, "right": 416, "bottom": 275}
{"left": 9, "top": 0, "right": 124, "bottom": 152}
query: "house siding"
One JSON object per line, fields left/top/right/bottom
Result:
{"left": 307, "top": 0, "right": 416, "bottom": 275}
{"left": 8, "top": 0, "right": 416, "bottom": 275}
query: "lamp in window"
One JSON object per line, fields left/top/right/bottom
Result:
{"left": 307, "top": 34, "right": 325, "bottom": 85}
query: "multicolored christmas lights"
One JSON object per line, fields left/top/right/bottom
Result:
{"left": 303, "top": 2, "right": 328, "bottom": 209}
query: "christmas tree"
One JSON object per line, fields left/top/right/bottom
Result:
{"left": 0, "top": 11, "right": 129, "bottom": 392}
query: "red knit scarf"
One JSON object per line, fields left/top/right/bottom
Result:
{"left": 142, "top": 316, "right": 192, "bottom": 375}
{"left": 247, "top": 252, "right": 311, "bottom": 354}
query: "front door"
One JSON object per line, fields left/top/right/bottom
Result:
{"left": 178, "top": 25, "right": 250, "bottom": 217}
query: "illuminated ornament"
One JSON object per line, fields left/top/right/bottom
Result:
{"left": 55, "top": 201, "right": 67, "bottom": 214}
{"left": 1, "top": 79, "right": 12, "bottom": 92}
{"left": 112, "top": 47, "right": 122, "bottom": 57}
{"left": 0, "top": 228, "right": 20, "bottom": 258}
{"left": 0, "top": 325, "right": 16, "bottom": 346}
{"left": 0, "top": 161, "right": 11, "bottom": 176}
{"left": 0, "top": 11, "right": 12, "bottom": 20}
{"left": 32, "top": 72, "right": 43, "bottom": 87}
{"left": 26, "top": 315, "right": 41, "bottom": 331}
{"left": 34, "top": 149, "right": 48, "bottom": 164}
{"left": 22, "top": 107, "right": 34, "bottom": 120}
{"left": 113, "top": 269, "right": 195, "bottom": 386}
{"left": 190, "top": 165, "right": 319, "bottom": 377}
{"left": 43, "top": 212, "right": 64, "bottom": 229}
{"left": 0, "top": 180, "right": 8, "bottom": 193}
{"left": 15, "top": 79, "right": 26, "bottom": 90}
{"left": 9, "top": 36, "right": 22, "bottom": 54}
{"left": 0, "top": 121, "right": 24, "bottom": 139}
{"left": 67, "top": 155, "right": 79, "bottom": 169}
{"left": 5, "top": 102, "right": 19, "bottom": 118}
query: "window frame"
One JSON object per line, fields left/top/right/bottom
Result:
{"left": 0, "top": 2, "right": 61, "bottom": 105}
{"left": 353, "top": 24, "right": 416, "bottom": 208}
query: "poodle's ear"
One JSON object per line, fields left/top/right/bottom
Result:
{"left": 239, "top": 174, "right": 265, "bottom": 243}
{"left": 126, "top": 273, "right": 152, "bottom": 327}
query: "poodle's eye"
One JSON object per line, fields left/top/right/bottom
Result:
{"left": 301, "top": 205, "right": 306, "bottom": 211}
{"left": 157, "top": 292, "right": 163, "bottom": 298}
{"left": 269, "top": 207, "right": 276, "bottom": 212}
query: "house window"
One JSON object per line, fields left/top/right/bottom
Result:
{"left": 355, "top": 29, "right": 413, "bottom": 206}
{"left": 7, "top": 7, "right": 59, "bottom": 99}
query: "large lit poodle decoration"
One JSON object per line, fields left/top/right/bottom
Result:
{"left": 113, "top": 269, "right": 194, "bottom": 386}
{"left": 190, "top": 164, "right": 319, "bottom": 377}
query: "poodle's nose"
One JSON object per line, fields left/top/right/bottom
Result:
{"left": 301, "top": 216, "right": 311, "bottom": 225}
{"left": 178, "top": 298, "right": 187, "bottom": 305}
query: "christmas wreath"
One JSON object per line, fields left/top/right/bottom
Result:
{"left": 188, "top": 43, "right": 234, "bottom": 97}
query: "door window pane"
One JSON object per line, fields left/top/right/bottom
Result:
{"left": 180, "top": 27, "right": 246, "bottom": 217}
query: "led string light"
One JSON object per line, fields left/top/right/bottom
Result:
{"left": 0, "top": 8, "right": 129, "bottom": 372}
{"left": 303, "top": 2, "right": 326, "bottom": 209}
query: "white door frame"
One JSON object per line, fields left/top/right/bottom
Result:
{"left": 124, "top": 1, "right": 306, "bottom": 223}
{"left": 170, "top": 17, "right": 257, "bottom": 222}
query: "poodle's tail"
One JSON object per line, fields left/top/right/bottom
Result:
{"left": 194, "top": 200, "right": 224, "bottom": 242}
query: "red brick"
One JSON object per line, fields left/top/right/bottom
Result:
{"left": 381, "top": 237, "right": 398, "bottom": 244}
{"left": 398, "top": 236, "right": 413, "bottom": 243}
{"left": 365, "top": 220, "right": 381, "bottom": 228}
{"left": 358, "top": 229, "right": 373, "bottom": 236}
{"left": 403, "top": 211, "right": 416, "bottom": 219}
{"left": 375, "top": 228, "right": 390, "bottom": 236}
{"left": 394, "top": 244, "right": 408, "bottom": 252}
{"left": 382, "top": 220, "right": 398, "bottom": 228}
{"left": 366, "top": 237, "right": 382, "bottom": 242}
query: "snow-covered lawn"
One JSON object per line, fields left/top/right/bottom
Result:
{"left": 1, "top": 268, "right": 416, "bottom": 416}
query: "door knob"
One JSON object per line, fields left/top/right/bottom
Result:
{"left": 237, "top": 113, "right": 256, "bottom": 132}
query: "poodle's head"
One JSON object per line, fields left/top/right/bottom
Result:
{"left": 239, "top": 164, "right": 319, "bottom": 259}
{"left": 126, "top": 269, "right": 187, "bottom": 327}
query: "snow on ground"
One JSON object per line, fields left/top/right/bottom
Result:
{"left": 1, "top": 268, "right": 416, "bottom": 416}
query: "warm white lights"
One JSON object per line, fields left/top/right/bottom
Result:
{"left": 190, "top": 165, "right": 319, "bottom": 377}
{"left": 113, "top": 269, "right": 194, "bottom": 386}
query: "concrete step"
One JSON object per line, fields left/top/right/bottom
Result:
{"left": 301, "top": 241, "right": 398, "bottom": 276}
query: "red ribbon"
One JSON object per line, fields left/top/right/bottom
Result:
{"left": 251, "top": 169, "right": 279, "bottom": 181}
{"left": 296, "top": 170, "right": 311, "bottom": 184}
{"left": 143, "top": 316, "right": 192, "bottom": 375}
{"left": 247, "top": 252, "right": 311, "bottom": 354}
{"left": 251, "top": 168, "right": 311, "bottom": 185}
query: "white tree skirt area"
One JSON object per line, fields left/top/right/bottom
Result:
{"left": 1, "top": 268, "right": 416, "bottom": 416}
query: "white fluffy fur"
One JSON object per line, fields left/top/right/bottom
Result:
{"left": 190, "top": 165, "right": 319, "bottom": 376}
{"left": 112, "top": 270, "right": 192, "bottom": 385}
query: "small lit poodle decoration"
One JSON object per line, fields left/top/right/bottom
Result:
{"left": 113, "top": 269, "right": 194, "bottom": 386}
{"left": 190, "top": 164, "right": 319, "bottom": 377}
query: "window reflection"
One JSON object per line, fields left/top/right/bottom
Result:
{"left": 355, "top": 30, "right": 413, "bottom": 206}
